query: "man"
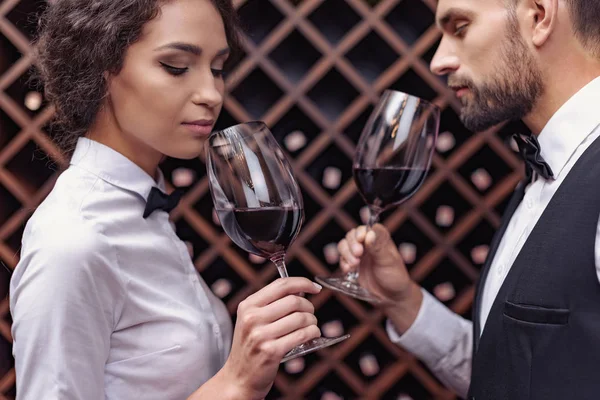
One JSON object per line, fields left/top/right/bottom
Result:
{"left": 337, "top": 0, "right": 600, "bottom": 399}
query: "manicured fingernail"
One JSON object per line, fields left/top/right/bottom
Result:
{"left": 313, "top": 282, "right": 323, "bottom": 291}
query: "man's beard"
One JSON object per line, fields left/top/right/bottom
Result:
{"left": 450, "top": 19, "right": 544, "bottom": 132}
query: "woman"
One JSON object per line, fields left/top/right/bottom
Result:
{"left": 9, "top": 1, "right": 322, "bottom": 399}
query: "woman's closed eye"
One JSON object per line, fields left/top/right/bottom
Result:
{"left": 160, "top": 62, "right": 188, "bottom": 76}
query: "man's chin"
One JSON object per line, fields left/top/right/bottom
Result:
{"left": 459, "top": 111, "right": 497, "bottom": 132}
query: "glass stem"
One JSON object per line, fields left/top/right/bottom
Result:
{"left": 346, "top": 207, "right": 379, "bottom": 283}
{"left": 271, "top": 254, "right": 289, "bottom": 278}
{"left": 367, "top": 207, "right": 379, "bottom": 229}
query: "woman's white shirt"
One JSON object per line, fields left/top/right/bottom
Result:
{"left": 10, "top": 137, "right": 233, "bottom": 400}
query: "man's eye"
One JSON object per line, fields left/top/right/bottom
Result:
{"left": 455, "top": 23, "right": 469, "bottom": 36}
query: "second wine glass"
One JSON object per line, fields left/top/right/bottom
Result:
{"left": 316, "top": 90, "right": 440, "bottom": 303}
{"left": 205, "top": 121, "right": 350, "bottom": 362}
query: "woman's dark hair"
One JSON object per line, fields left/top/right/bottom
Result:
{"left": 35, "top": 0, "right": 241, "bottom": 155}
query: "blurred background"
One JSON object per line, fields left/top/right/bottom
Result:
{"left": 0, "top": 0, "right": 529, "bottom": 398}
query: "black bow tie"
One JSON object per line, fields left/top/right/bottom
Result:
{"left": 512, "top": 133, "right": 554, "bottom": 181}
{"left": 143, "top": 187, "right": 183, "bottom": 219}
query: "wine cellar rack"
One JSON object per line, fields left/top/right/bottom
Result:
{"left": 0, "top": 0, "right": 527, "bottom": 398}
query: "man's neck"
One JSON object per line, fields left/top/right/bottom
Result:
{"left": 524, "top": 60, "right": 600, "bottom": 135}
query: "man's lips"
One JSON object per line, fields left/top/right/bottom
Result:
{"left": 450, "top": 86, "right": 470, "bottom": 98}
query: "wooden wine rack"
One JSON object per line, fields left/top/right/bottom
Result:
{"left": 0, "top": 0, "right": 526, "bottom": 398}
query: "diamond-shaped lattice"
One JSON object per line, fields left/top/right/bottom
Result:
{"left": 270, "top": 30, "right": 321, "bottom": 83}
{"left": 345, "top": 31, "right": 398, "bottom": 83}
{"left": 420, "top": 181, "right": 473, "bottom": 234}
{"left": 421, "top": 257, "right": 472, "bottom": 305}
{"left": 0, "top": 185, "right": 21, "bottom": 226}
{"left": 0, "top": 34, "right": 20, "bottom": 76}
{"left": 438, "top": 106, "right": 474, "bottom": 158}
{"left": 0, "top": 0, "right": 523, "bottom": 398}
{"left": 457, "top": 219, "right": 496, "bottom": 270}
{"left": 6, "top": 72, "right": 48, "bottom": 118}
{"left": 271, "top": 105, "right": 321, "bottom": 158}
{"left": 344, "top": 334, "right": 397, "bottom": 382}
{"left": 390, "top": 68, "right": 438, "bottom": 102}
{"left": 5, "top": 0, "right": 48, "bottom": 40}
{"left": 344, "top": 104, "right": 373, "bottom": 144}
{"left": 237, "top": 0, "right": 284, "bottom": 44}
{"left": 5, "top": 141, "right": 55, "bottom": 193}
{"left": 383, "top": 371, "right": 436, "bottom": 400}
{"left": 308, "top": 0, "right": 361, "bottom": 44}
{"left": 230, "top": 68, "right": 284, "bottom": 119}
{"left": 385, "top": 0, "right": 436, "bottom": 45}
{"left": 390, "top": 219, "right": 436, "bottom": 268}
{"left": 0, "top": 109, "right": 21, "bottom": 148}
{"left": 458, "top": 145, "right": 512, "bottom": 195}
{"left": 307, "top": 68, "right": 361, "bottom": 121}
{"left": 305, "top": 219, "right": 348, "bottom": 271}
{"left": 307, "top": 371, "right": 359, "bottom": 399}
{"left": 306, "top": 144, "right": 353, "bottom": 195}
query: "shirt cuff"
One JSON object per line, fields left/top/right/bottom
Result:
{"left": 386, "top": 288, "right": 467, "bottom": 367}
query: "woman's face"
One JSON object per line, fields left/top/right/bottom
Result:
{"left": 104, "top": 0, "right": 229, "bottom": 163}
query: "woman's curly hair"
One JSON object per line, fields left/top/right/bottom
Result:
{"left": 35, "top": 0, "right": 240, "bottom": 156}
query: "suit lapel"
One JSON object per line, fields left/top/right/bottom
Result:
{"left": 472, "top": 181, "right": 527, "bottom": 353}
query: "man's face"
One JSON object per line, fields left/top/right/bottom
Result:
{"left": 431, "top": 0, "right": 543, "bottom": 132}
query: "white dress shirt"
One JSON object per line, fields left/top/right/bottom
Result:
{"left": 10, "top": 138, "right": 233, "bottom": 400}
{"left": 386, "top": 76, "right": 600, "bottom": 399}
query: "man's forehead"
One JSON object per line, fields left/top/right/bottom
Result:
{"left": 435, "top": 0, "right": 498, "bottom": 24}
{"left": 436, "top": 0, "right": 500, "bottom": 12}
{"left": 436, "top": 0, "right": 474, "bottom": 13}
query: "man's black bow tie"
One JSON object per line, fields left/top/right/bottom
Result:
{"left": 512, "top": 133, "right": 554, "bottom": 181}
{"left": 143, "top": 187, "right": 183, "bottom": 219}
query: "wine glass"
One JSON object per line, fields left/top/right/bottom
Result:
{"left": 316, "top": 90, "right": 440, "bottom": 303}
{"left": 205, "top": 121, "right": 350, "bottom": 363}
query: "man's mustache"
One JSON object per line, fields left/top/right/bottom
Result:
{"left": 448, "top": 75, "right": 476, "bottom": 91}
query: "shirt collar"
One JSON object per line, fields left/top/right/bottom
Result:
{"left": 537, "top": 76, "right": 600, "bottom": 180}
{"left": 70, "top": 137, "right": 166, "bottom": 201}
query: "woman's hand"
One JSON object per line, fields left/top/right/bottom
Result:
{"left": 220, "top": 277, "right": 322, "bottom": 400}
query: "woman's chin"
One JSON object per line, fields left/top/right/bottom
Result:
{"left": 162, "top": 145, "right": 204, "bottom": 161}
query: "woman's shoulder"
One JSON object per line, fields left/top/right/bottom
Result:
{"left": 11, "top": 192, "right": 125, "bottom": 327}
{"left": 22, "top": 167, "right": 118, "bottom": 271}
{"left": 21, "top": 204, "right": 117, "bottom": 278}
{"left": 31, "top": 164, "right": 120, "bottom": 231}
{"left": 14, "top": 197, "right": 123, "bottom": 304}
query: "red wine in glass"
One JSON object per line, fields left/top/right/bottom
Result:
{"left": 353, "top": 167, "right": 428, "bottom": 214}
{"left": 215, "top": 206, "right": 303, "bottom": 259}
{"left": 316, "top": 91, "right": 440, "bottom": 303}
{"left": 206, "top": 121, "right": 350, "bottom": 362}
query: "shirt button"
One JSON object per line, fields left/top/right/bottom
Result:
{"left": 213, "top": 325, "right": 221, "bottom": 336}
{"left": 496, "top": 263, "right": 505, "bottom": 276}
{"left": 526, "top": 198, "right": 534, "bottom": 209}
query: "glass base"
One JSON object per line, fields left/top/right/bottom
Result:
{"left": 315, "top": 274, "right": 382, "bottom": 304}
{"left": 281, "top": 334, "right": 350, "bottom": 363}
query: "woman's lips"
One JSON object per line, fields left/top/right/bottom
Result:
{"left": 182, "top": 120, "right": 213, "bottom": 136}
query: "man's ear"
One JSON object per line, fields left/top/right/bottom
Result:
{"left": 526, "top": 0, "right": 559, "bottom": 48}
